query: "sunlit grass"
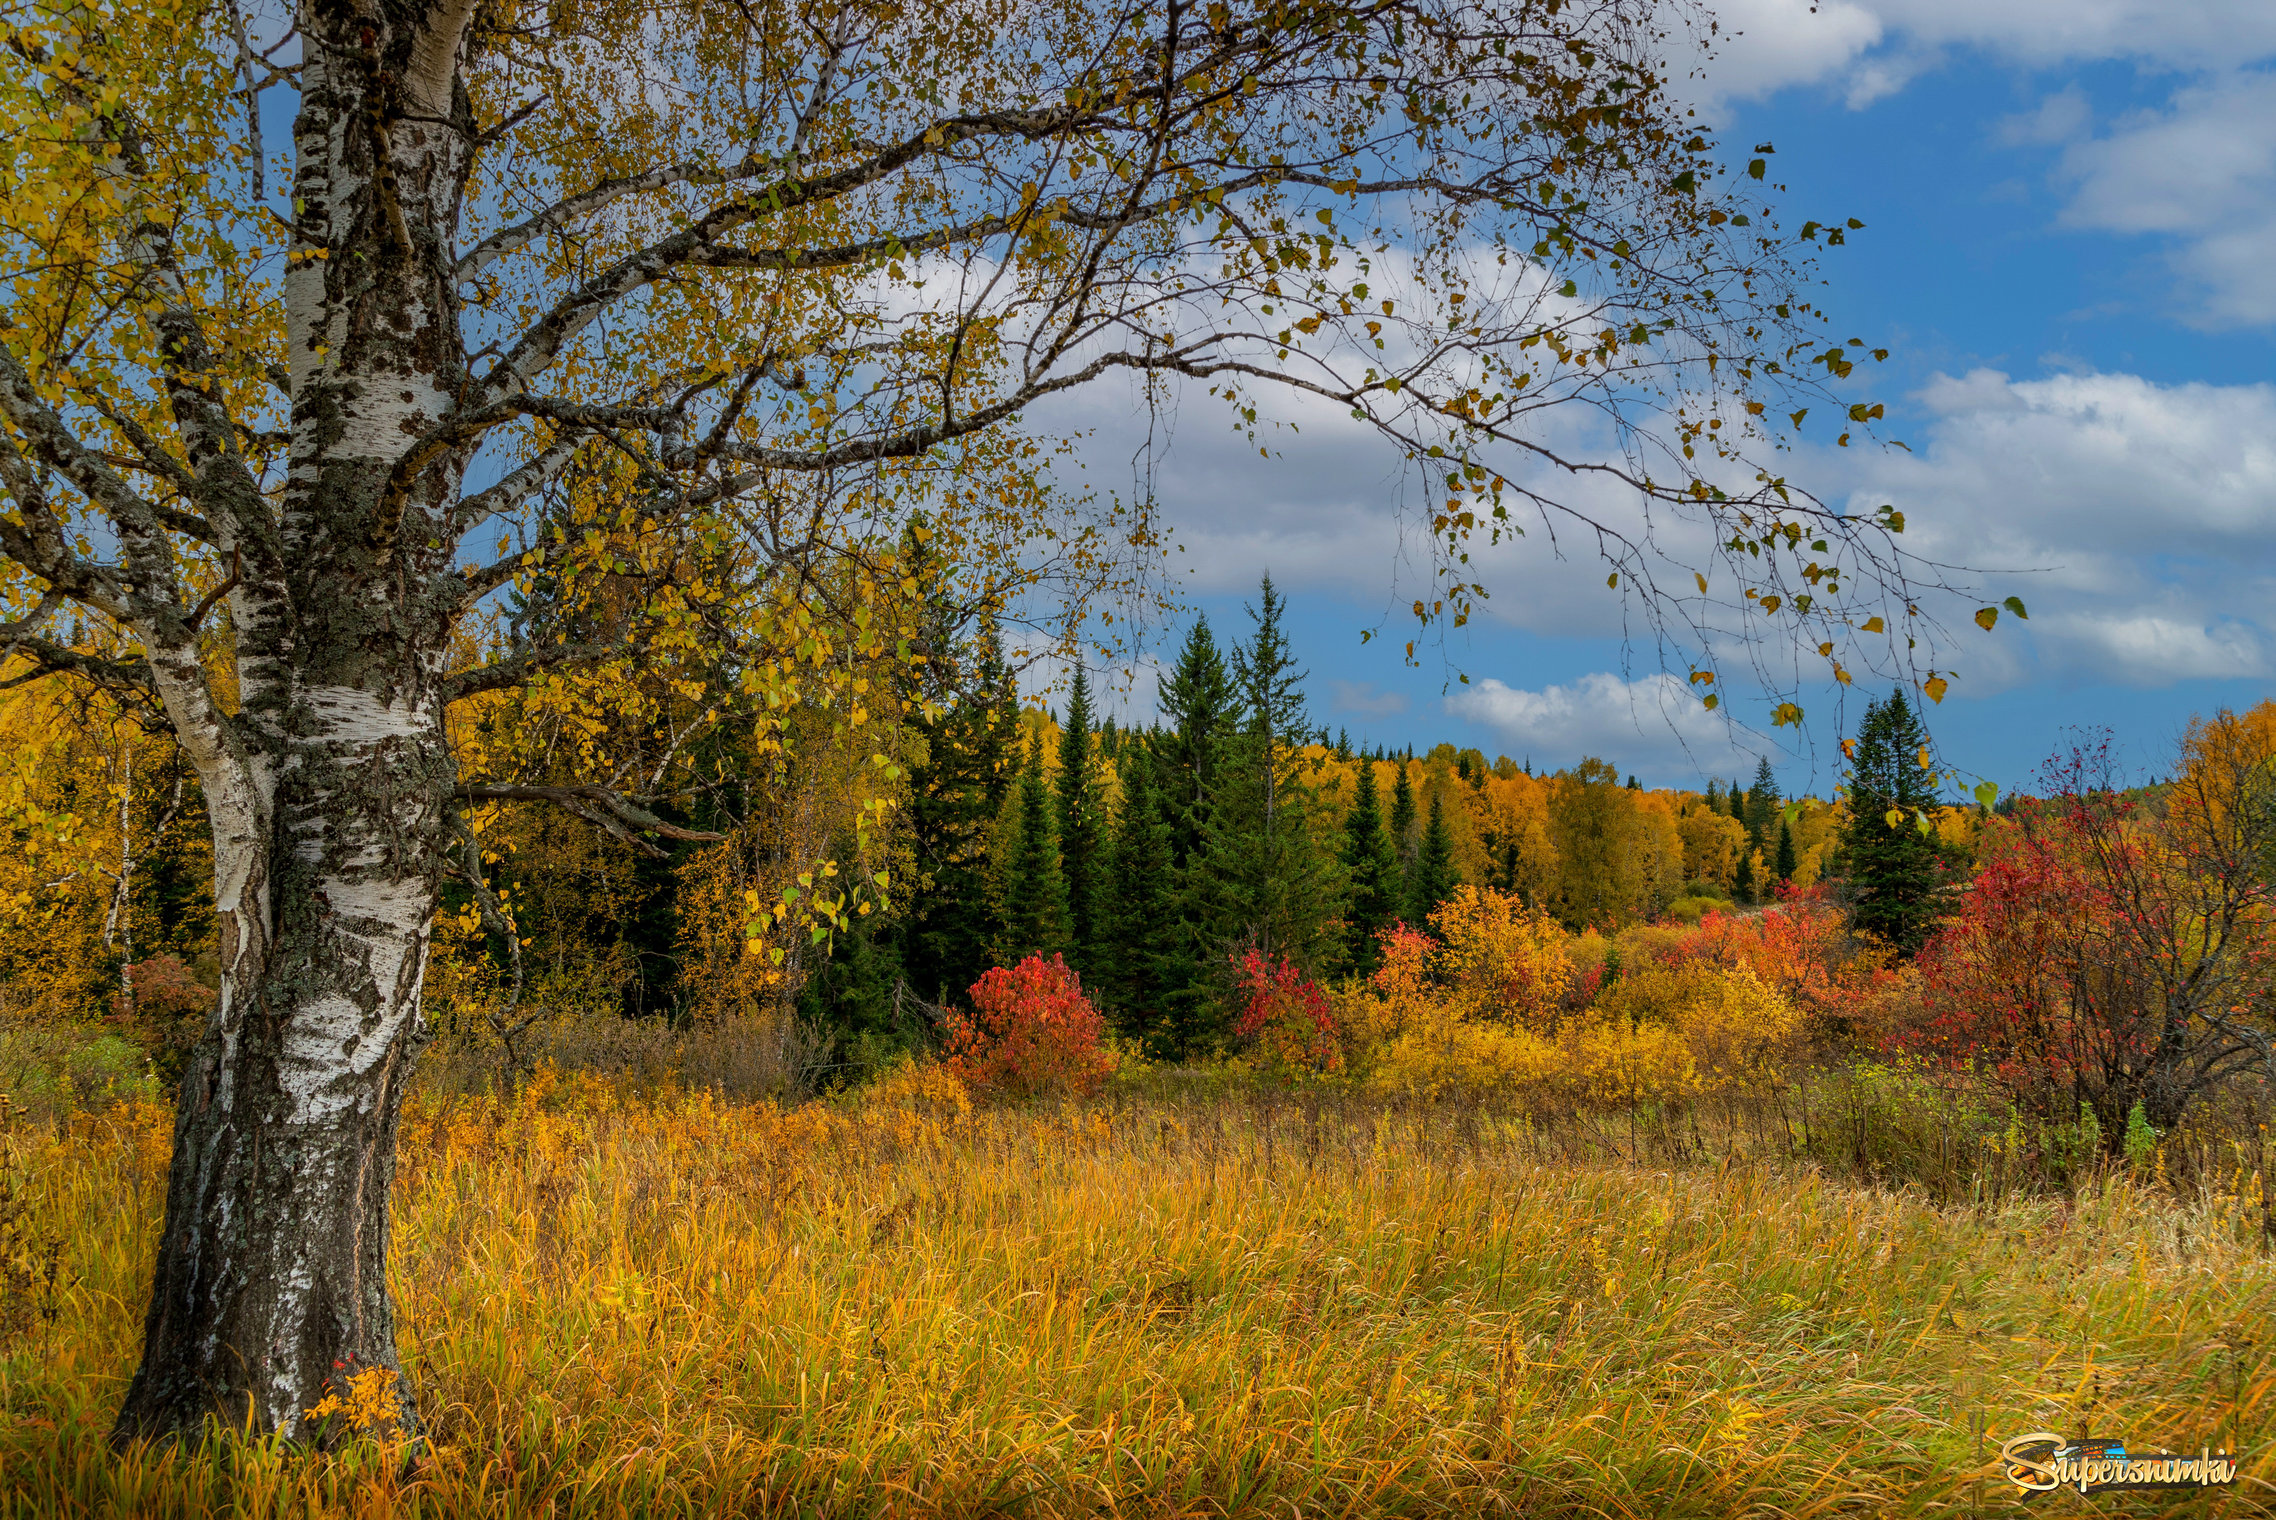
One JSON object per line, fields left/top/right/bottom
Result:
{"left": 4, "top": 1072, "right": 2272, "bottom": 1517}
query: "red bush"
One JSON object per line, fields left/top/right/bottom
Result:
{"left": 107, "top": 954, "right": 215, "bottom": 1088}
{"left": 1678, "top": 883, "right": 1890, "bottom": 1035}
{"left": 945, "top": 955, "right": 1113, "bottom": 1099}
{"left": 1901, "top": 727, "right": 2276, "bottom": 1138}
{"left": 1232, "top": 949, "right": 1341, "bottom": 1073}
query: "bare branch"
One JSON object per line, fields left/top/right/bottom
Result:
{"left": 439, "top": 636, "right": 633, "bottom": 701}
{"left": 459, "top": 782, "right": 724, "bottom": 856}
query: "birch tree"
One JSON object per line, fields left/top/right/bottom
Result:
{"left": 2, "top": 0, "right": 1938, "bottom": 1442}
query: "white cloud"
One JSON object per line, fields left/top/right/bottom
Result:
{"left": 1446, "top": 671, "right": 1772, "bottom": 780}
{"left": 1697, "top": 0, "right": 2276, "bottom": 106}
{"left": 1327, "top": 680, "right": 1410, "bottom": 720}
{"left": 1692, "top": 0, "right": 1886, "bottom": 108}
{"left": 2033, "top": 612, "right": 2265, "bottom": 684}
{"left": 1841, "top": 366, "right": 2276, "bottom": 687}
{"left": 2052, "top": 70, "right": 2276, "bottom": 326}
{"left": 1997, "top": 86, "right": 2093, "bottom": 147}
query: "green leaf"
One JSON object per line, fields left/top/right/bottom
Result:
{"left": 1972, "top": 780, "right": 1999, "bottom": 809}
{"left": 1748, "top": 158, "right": 1766, "bottom": 179}
{"left": 2002, "top": 595, "right": 2029, "bottom": 620}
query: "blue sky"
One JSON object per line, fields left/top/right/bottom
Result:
{"left": 1046, "top": 1, "right": 2276, "bottom": 801}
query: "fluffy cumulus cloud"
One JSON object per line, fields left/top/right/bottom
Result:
{"left": 1446, "top": 672, "right": 1773, "bottom": 779}
{"left": 1693, "top": 2, "right": 2276, "bottom": 327}
{"left": 1701, "top": 0, "right": 2276, "bottom": 106}
{"left": 1842, "top": 367, "right": 2276, "bottom": 688}
{"left": 2051, "top": 70, "right": 2276, "bottom": 327}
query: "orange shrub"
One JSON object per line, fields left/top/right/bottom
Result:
{"left": 1656, "top": 885, "right": 1889, "bottom": 1039}
{"left": 944, "top": 955, "right": 1114, "bottom": 1100}
{"left": 1429, "top": 885, "right": 1574, "bottom": 1030}
{"left": 108, "top": 954, "right": 215, "bottom": 1089}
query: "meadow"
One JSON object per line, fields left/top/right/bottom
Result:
{"left": 4, "top": 1065, "right": 2272, "bottom": 1518}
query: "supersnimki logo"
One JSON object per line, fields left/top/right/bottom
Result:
{"left": 1998, "top": 1432, "right": 2240, "bottom": 1496}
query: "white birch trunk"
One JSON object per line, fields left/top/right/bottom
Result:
{"left": 112, "top": 0, "right": 477, "bottom": 1443}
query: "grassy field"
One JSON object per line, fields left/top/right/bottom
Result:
{"left": 3, "top": 1071, "right": 2273, "bottom": 1517}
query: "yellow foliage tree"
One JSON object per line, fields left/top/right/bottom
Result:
{"left": 4, "top": 0, "right": 1944, "bottom": 1443}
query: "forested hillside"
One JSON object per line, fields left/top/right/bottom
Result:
{"left": 1, "top": 578, "right": 1985, "bottom": 1080}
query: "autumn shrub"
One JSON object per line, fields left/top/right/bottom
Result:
{"left": 1338, "top": 897, "right": 1566, "bottom": 1100}
{"left": 1430, "top": 885, "right": 1575, "bottom": 1027}
{"left": 944, "top": 955, "right": 1114, "bottom": 1100}
{"left": 1590, "top": 961, "right": 1802, "bottom": 1095}
{"left": 1664, "top": 885, "right": 1889, "bottom": 1043}
{"left": 106, "top": 955, "right": 213, "bottom": 1090}
{"left": 1231, "top": 950, "right": 1342, "bottom": 1076}
{"left": 1904, "top": 723, "right": 2276, "bottom": 1143}
{"left": 1332, "top": 887, "right": 1816, "bottom": 1106}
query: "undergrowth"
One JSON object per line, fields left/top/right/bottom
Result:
{"left": 1, "top": 1072, "right": 2271, "bottom": 1517}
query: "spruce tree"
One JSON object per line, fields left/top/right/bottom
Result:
{"left": 1734, "top": 842, "right": 1756, "bottom": 904}
{"left": 1182, "top": 578, "right": 1344, "bottom": 1048}
{"left": 1136, "top": 617, "right": 1240, "bottom": 1055}
{"left": 1389, "top": 761, "right": 1417, "bottom": 872}
{"left": 1728, "top": 778, "right": 1746, "bottom": 824}
{"left": 1744, "top": 757, "right": 1780, "bottom": 847}
{"left": 1405, "top": 789, "right": 1459, "bottom": 926}
{"left": 1842, "top": 689, "right": 1950, "bottom": 955}
{"left": 1774, "top": 817, "right": 1797, "bottom": 885}
{"left": 1054, "top": 665, "right": 1108, "bottom": 975}
{"left": 992, "top": 729, "right": 1070, "bottom": 964}
{"left": 901, "top": 618, "right": 1019, "bottom": 1004}
{"left": 1154, "top": 617, "right": 1236, "bottom": 868}
{"left": 1339, "top": 758, "right": 1400, "bottom": 974}
{"left": 1099, "top": 739, "right": 1183, "bottom": 1051}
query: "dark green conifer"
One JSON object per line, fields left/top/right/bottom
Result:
{"left": 1744, "top": 757, "right": 1780, "bottom": 847}
{"left": 1841, "top": 688, "right": 1951, "bottom": 955}
{"left": 1405, "top": 790, "right": 1458, "bottom": 926}
{"left": 1054, "top": 665, "right": 1107, "bottom": 975}
{"left": 1774, "top": 816, "right": 1797, "bottom": 885}
{"left": 1099, "top": 740, "right": 1183, "bottom": 1050}
{"left": 1339, "top": 759, "right": 1400, "bottom": 974}
{"left": 1389, "top": 761, "right": 1417, "bottom": 874}
{"left": 993, "top": 729, "right": 1070, "bottom": 963}
{"left": 1185, "top": 576, "right": 1344, "bottom": 1036}
{"left": 900, "top": 618, "right": 1019, "bottom": 1005}
{"left": 1154, "top": 617, "right": 1235, "bottom": 868}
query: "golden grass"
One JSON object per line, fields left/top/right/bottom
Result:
{"left": 3, "top": 1072, "right": 2272, "bottom": 1518}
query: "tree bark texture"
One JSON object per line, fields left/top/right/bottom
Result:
{"left": 113, "top": 0, "right": 477, "bottom": 1443}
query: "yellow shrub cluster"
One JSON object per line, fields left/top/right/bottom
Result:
{"left": 1337, "top": 887, "right": 1803, "bottom": 1106}
{"left": 1574, "top": 961, "right": 1802, "bottom": 1101}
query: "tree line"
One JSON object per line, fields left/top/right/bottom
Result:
{"left": 795, "top": 578, "right": 1968, "bottom": 1063}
